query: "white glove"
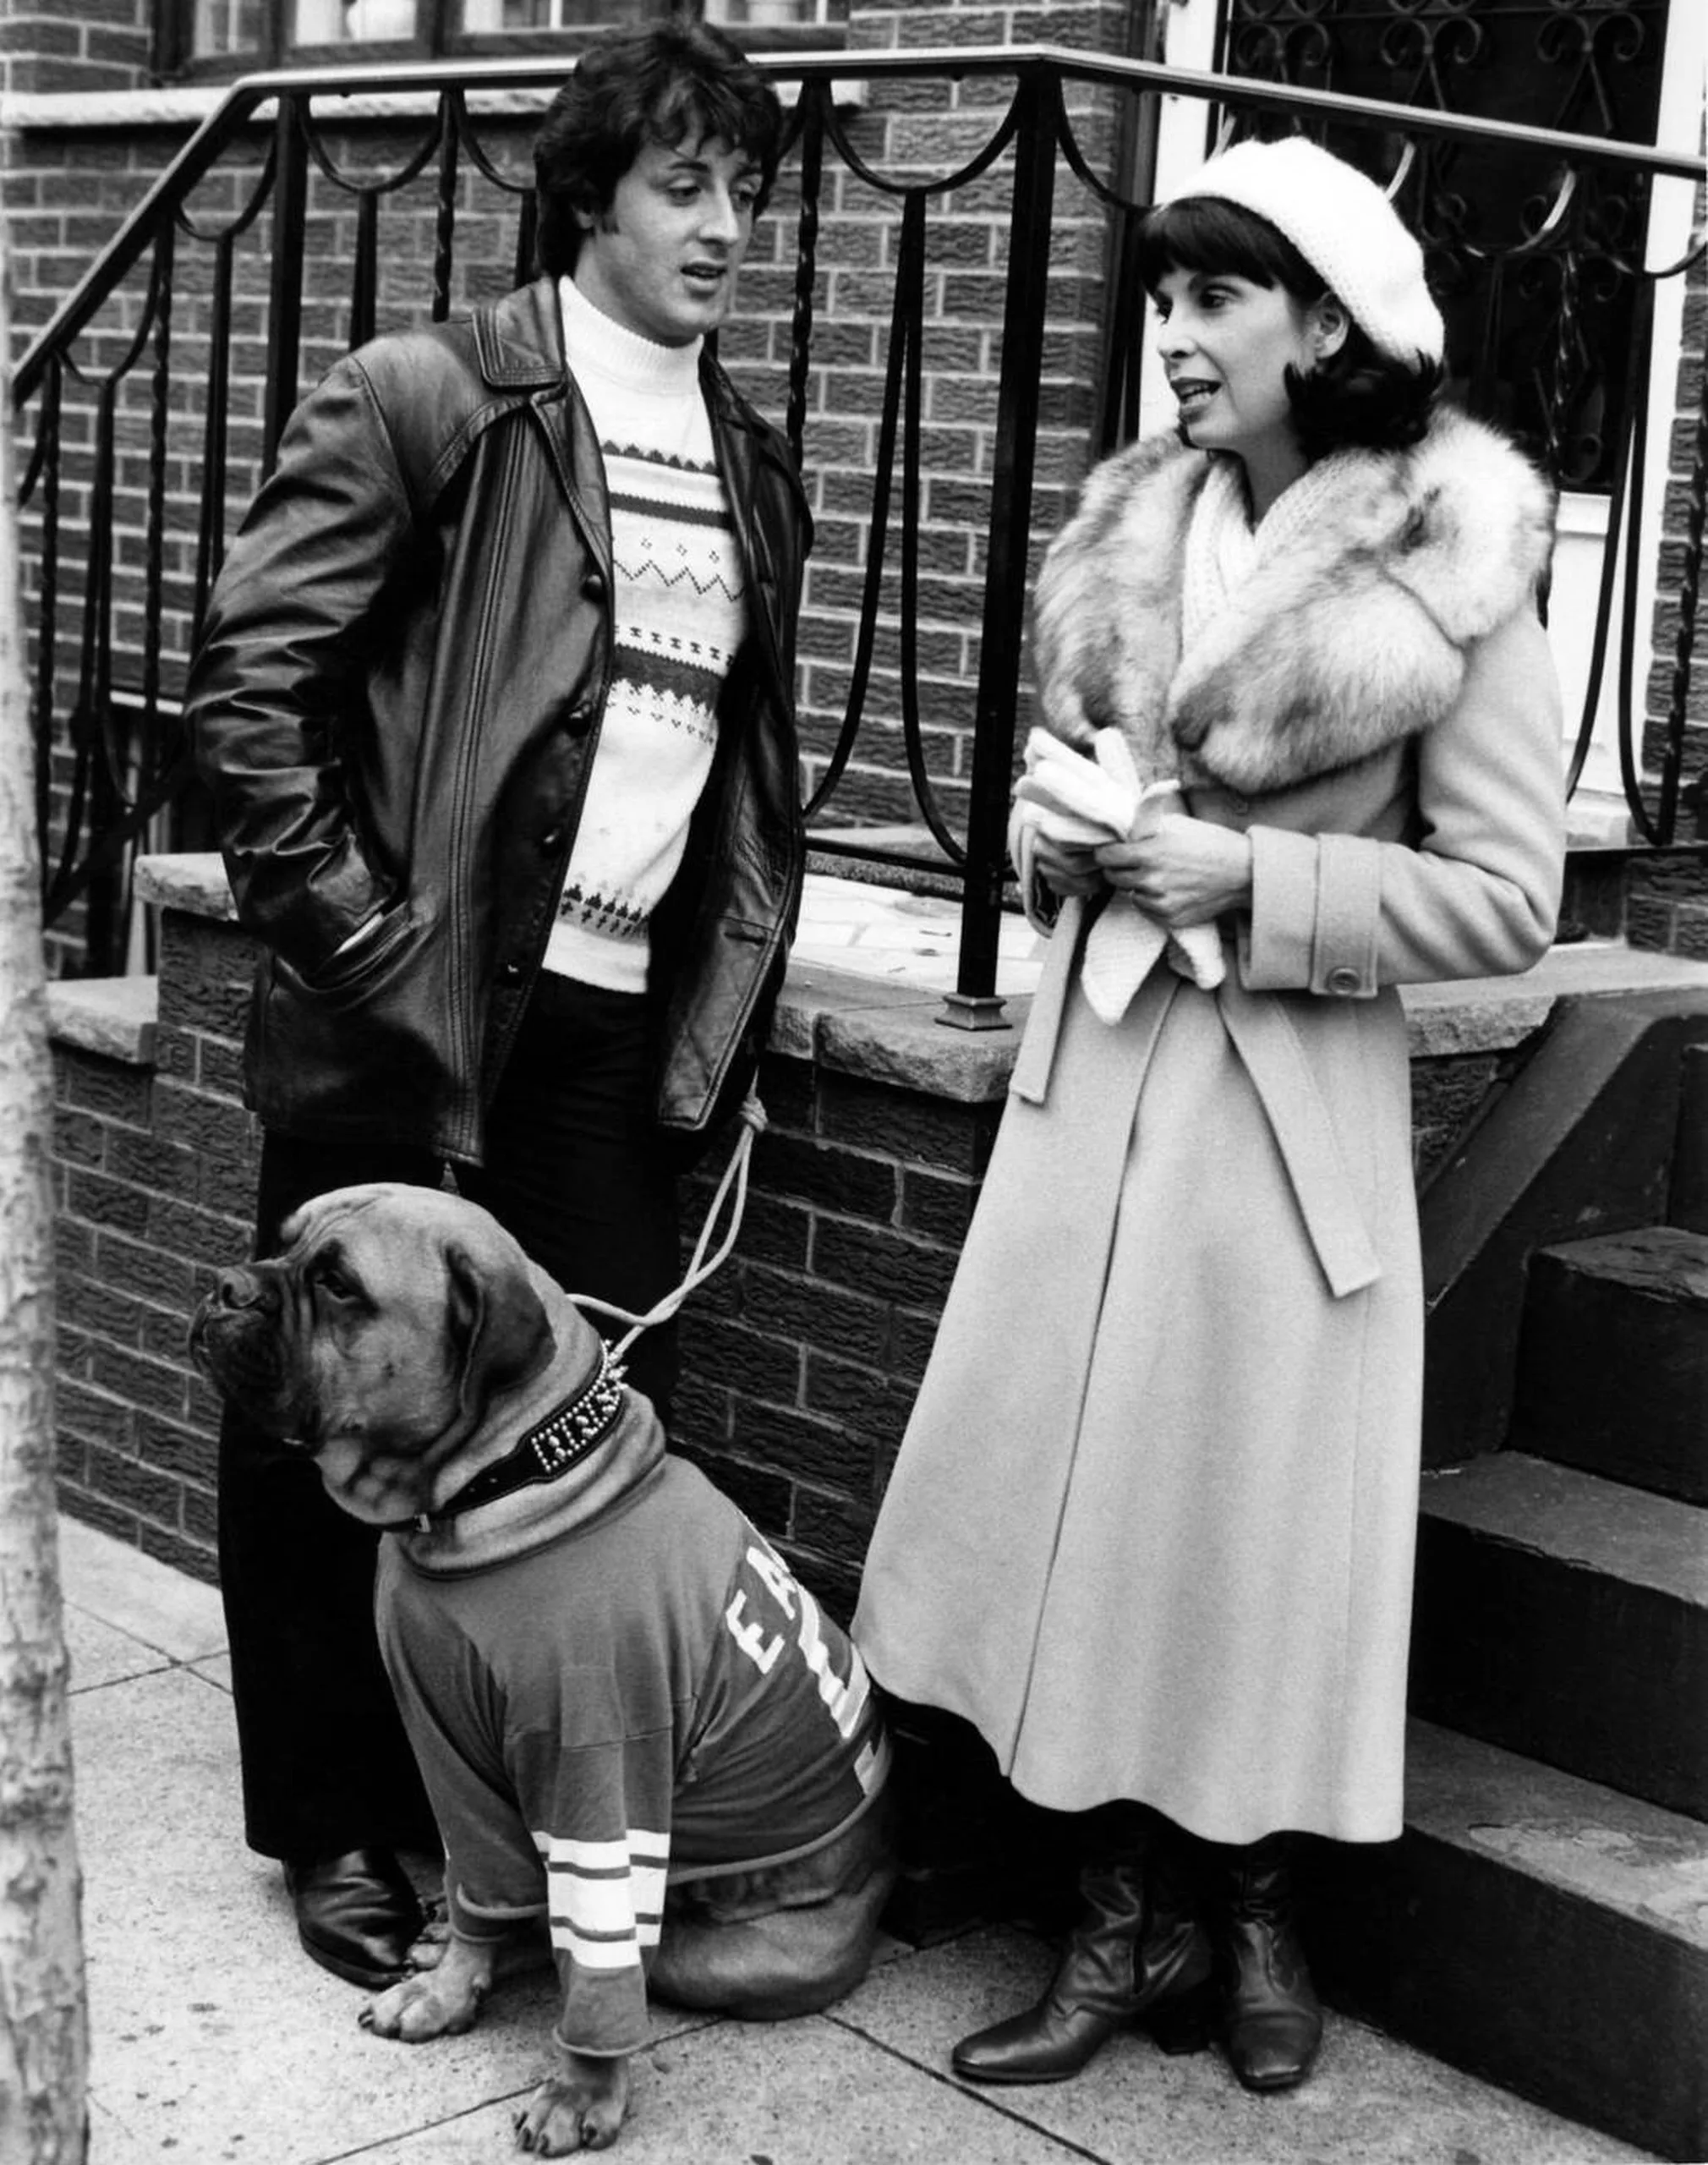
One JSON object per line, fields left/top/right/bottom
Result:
{"left": 1011, "top": 729, "right": 1225, "bottom": 1012}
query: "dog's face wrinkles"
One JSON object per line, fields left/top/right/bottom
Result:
{"left": 190, "top": 1183, "right": 557, "bottom": 1526}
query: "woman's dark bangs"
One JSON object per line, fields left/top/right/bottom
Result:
{"left": 1136, "top": 195, "right": 1324, "bottom": 299}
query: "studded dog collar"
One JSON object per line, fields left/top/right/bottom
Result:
{"left": 411, "top": 1343, "right": 628, "bottom": 1532}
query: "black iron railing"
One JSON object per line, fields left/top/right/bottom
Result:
{"left": 10, "top": 45, "right": 1706, "bottom": 1017}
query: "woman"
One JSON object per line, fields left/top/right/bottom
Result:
{"left": 851, "top": 134, "right": 1564, "bottom": 2095}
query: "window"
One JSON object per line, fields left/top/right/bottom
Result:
{"left": 463, "top": 0, "right": 828, "bottom": 25}
{"left": 172, "top": 0, "right": 844, "bottom": 74}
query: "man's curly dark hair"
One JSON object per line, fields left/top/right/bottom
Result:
{"left": 533, "top": 19, "right": 786, "bottom": 279}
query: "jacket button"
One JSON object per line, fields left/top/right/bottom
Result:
{"left": 501, "top": 960, "right": 523, "bottom": 982}
{"left": 1326, "top": 965, "right": 1360, "bottom": 995}
{"left": 582, "top": 571, "right": 606, "bottom": 603}
{"left": 540, "top": 826, "right": 564, "bottom": 852}
{"left": 563, "top": 704, "right": 593, "bottom": 737}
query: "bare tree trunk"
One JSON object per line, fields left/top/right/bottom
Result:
{"left": 0, "top": 216, "right": 89, "bottom": 2161}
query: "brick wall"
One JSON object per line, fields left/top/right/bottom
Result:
{"left": 1634, "top": 181, "right": 1708, "bottom": 958}
{"left": 0, "top": 0, "right": 149, "bottom": 96}
{"left": 51, "top": 908, "right": 260, "bottom": 1578}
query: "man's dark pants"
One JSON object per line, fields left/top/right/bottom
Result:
{"left": 218, "top": 973, "right": 683, "bottom": 1861}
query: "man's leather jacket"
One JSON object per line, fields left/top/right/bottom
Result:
{"left": 188, "top": 277, "right": 809, "bottom": 1165}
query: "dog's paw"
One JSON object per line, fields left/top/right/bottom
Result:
{"left": 406, "top": 1907, "right": 452, "bottom": 1973}
{"left": 359, "top": 1971, "right": 480, "bottom": 2042}
{"left": 512, "top": 2057, "right": 630, "bottom": 2155}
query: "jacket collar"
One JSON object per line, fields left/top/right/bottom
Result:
{"left": 471, "top": 275, "right": 566, "bottom": 389}
{"left": 471, "top": 275, "right": 783, "bottom": 457}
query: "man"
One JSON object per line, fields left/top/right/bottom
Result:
{"left": 186, "top": 18, "right": 809, "bottom": 1991}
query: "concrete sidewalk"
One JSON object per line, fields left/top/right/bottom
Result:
{"left": 60, "top": 1516, "right": 1656, "bottom": 2165}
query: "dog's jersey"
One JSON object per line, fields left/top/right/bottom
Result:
{"left": 375, "top": 1455, "right": 890, "bottom": 2058}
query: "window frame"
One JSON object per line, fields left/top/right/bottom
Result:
{"left": 157, "top": 0, "right": 844, "bottom": 83}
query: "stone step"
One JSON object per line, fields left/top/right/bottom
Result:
{"left": 1410, "top": 1453, "right": 1708, "bottom": 1820}
{"left": 1311, "top": 1718, "right": 1708, "bottom": 2162}
{"left": 1511, "top": 1226, "right": 1708, "bottom": 1504}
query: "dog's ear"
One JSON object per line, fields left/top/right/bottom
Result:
{"left": 443, "top": 1242, "right": 554, "bottom": 1405}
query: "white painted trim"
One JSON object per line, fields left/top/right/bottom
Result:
{"left": 0, "top": 83, "right": 556, "bottom": 130}
{"left": 1630, "top": 0, "right": 1705, "bottom": 776}
{"left": 1556, "top": 492, "right": 1612, "bottom": 540}
{"left": 0, "top": 55, "right": 850, "bottom": 134}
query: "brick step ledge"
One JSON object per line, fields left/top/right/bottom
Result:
{"left": 53, "top": 852, "right": 1706, "bottom": 1106}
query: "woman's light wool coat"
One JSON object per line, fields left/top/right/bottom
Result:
{"left": 852, "top": 413, "right": 1567, "bottom": 1845}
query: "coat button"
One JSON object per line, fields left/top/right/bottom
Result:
{"left": 1326, "top": 965, "right": 1360, "bottom": 995}
{"left": 540, "top": 826, "right": 564, "bottom": 852}
{"left": 501, "top": 960, "right": 523, "bottom": 982}
{"left": 562, "top": 704, "right": 593, "bottom": 737}
{"left": 582, "top": 571, "right": 606, "bottom": 603}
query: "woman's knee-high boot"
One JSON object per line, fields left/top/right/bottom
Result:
{"left": 1214, "top": 1833, "right": 1323, "bottom": 2091}
{"left": 951, "top": 1811, "right": 1213, "bottom": 2085}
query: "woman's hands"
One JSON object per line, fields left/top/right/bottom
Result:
{"left": 1098, "top": 811, "right": 1254, "bottom": 928}
{"left": 1034, "top": 806, "right": 1255, "bottom": 928}
{"left": 1030, "top": 832, "right": 1105, "bottom": 901}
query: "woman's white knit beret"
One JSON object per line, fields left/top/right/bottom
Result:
{"left": 1165, "top": 136, "right": 1445, "bottom": 367}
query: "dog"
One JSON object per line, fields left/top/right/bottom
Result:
{"left": 190, "top": 1182, "right": 895, "bottom": 2157}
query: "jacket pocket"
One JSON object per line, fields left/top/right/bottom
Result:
{"left": 250, "top": 905, "right": 449, "bottom": 1143}
{"left": 295, "top": 901, "right": 419, "bottom": 995}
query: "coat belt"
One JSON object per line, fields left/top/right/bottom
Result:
{"left": 1010, "top": 900, "right": 1382, "bottom": 1300}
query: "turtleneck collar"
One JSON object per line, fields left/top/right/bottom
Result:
{"left": 560, "top": 274, "right": 703, "bottom": 397}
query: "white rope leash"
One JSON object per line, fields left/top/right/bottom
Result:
{"left": 565, "top": 1093, "right": 768, "bottom": 1365}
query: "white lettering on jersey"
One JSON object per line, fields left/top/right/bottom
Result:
{"left": 746, "top": 1541, "right": 797, "bottom": 1616}
{"left": 724, "top": 1537, "right": 871, "bottom": 1742}
{"left": 724, "top": 1588, "right": 785, "bottom": 1674}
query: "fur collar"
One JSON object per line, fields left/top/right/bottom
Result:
{"left": 1030, "top": 408, "right": 1556, "bottom": 797}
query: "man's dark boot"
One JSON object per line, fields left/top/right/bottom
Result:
{"left": 951, "top": 1809, "right": 1213, "bottom": 2085}
{"left": 284, "top": 1846, "right": 425, "bottom": 1989}
{"left": 1214, "top": 1833, "right": 1323, "bottom": 2091}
